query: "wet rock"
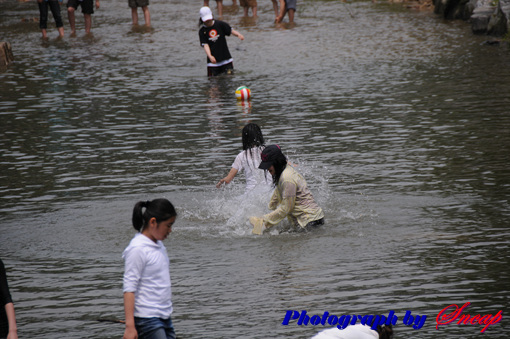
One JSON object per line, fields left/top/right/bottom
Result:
{"left": 434, "top": 0, "right": 472, "bottom": 19}
{"left": 471, "top": 1, "right": 497, "bottom": 34}
{"left": 0, "top": 42, "right": 14, "bottom": 71}
{"left": 433, "top": 0, "right": 509, "bottom": 36}
{"left": 487, "top": 0, "right": 510, "bottom": 35}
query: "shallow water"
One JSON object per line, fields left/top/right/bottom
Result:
{"left": 0, "top": 0, "right": 509, "bottom": 337}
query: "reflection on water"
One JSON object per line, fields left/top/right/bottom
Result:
{"left": 0, "top": 0, "right": 509, "bottom": 337}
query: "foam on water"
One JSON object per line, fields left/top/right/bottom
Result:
{"left": 171, "top": 157, "right": 374, "bottom": 239}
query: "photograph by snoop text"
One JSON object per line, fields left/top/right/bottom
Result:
{"left": 282, "top": 302, "right": 502, "bottom": 333}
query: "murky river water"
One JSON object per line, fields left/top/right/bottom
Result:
{"left": 1, "top": 0, "right": 509, "bottom": 337}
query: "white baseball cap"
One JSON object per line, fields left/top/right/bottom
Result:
{"left": 200, "top": 6, "right": 213, "bottom": 22}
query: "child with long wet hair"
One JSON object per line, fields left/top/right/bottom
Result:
{"left": 265, "top": 145, "right": 287, "bottom": 188}
{"left": 216, "top": 123, "right": 271, "bottom": 192}
{"left": 249, "top": 145, "right": 324, "bottom": 234}
{"left": 122, "top": 198, "right": 177, "bottom": 339}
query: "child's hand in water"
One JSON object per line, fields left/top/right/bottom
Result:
{"left": 216, "top": 178, "right": 226, "bottom": 188}
{"left": 249, "top": 216, "right": 265, "bottom": 235}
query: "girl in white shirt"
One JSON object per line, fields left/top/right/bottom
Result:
{"left": 216, "top": 123, "right": 271, "bottom": 192}
{"left": 123, "top": 198, "right": 177, "bottom": 339}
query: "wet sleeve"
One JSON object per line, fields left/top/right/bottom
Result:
{"left": 268, "top": 189, "right": 280, "bottom": 210}
{"left": 0, "top": 260, "right": 13, "bottom": 306}
{"left": 263, "top": 182, "right": 297, "bottom": 227}
{"left": 232, "top": 152, "right": 243, "bottom": 172}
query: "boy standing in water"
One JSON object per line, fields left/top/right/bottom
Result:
{"left": 67, "top": 0, "right": 100, "bottom": 35}
{"left": 274, "top": 0, "right": 296, "bottom": 23}
{"left": 198, "top": 6, "right": 244, "bottom": 76}
{"left": 129, "top": 0, "right": 150, "bottom": 27}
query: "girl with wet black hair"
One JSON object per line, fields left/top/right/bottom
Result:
{"left": 264, "top": 144, "right": 287, "bottom": 188}
{"left": 242, "top": 122, "right": 264, "bottom": 151}
{"left": 216, "top": 123, "right": 271, "bottom": 192}
{"left": 250, "top": 145, "right": 324, "bottom": 234}
{"left": 122, "top": 198, "right": 177, "bottom": 339}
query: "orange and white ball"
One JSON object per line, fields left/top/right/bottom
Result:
{"left": 235, "top": 86, "right": 251, "bottom": 101}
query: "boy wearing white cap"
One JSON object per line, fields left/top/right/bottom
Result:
{"left": 198, "top": 6, "right": 244, "bottom": 76}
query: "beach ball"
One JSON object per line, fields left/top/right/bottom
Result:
{"left": 235, "top": 86, "right": 251, "bottom": 101}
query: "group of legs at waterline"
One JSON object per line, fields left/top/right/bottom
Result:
{"left": 204, "top": 0, "right": 296, "bottom": 22}
{"left": 36, "top": 0, "right": 150, "bottom": 38}
{"left": 36, "top": 0, "right": 100, "bottom": 38}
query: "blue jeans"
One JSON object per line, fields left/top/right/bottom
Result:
{"left": 135, "top": 317, "right": 176, "bottom": 339}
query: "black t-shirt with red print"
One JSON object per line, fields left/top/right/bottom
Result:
{"left": 199, "top": 20, "right": 233, "bottom": 65}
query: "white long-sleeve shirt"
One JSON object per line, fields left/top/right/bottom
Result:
{"left": 123, "top": 233, "right": 173, "bottom": 318}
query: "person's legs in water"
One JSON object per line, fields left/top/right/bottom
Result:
{"left": 38, "top": 0, "right": 49, "bottom": 38}
{"left": 216, "top": 0, "right": 223, "bottom": 16}
{"left": 48, "top": 0, "right": 64, "bottom": 37}
{"left": 288, "top": 8, "right": 295, "bottom": 22}
{"left": 303, "top": 218, "right": 324, "bottom": 232}
{"left": 142, "top": 5, "right": 150, "bottom": 26}
{"left": 207, "top": 62, "right": 233, "bottom": 76}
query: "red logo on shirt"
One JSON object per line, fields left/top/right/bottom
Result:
{"left": 208, "top": 29, "right": 219, "bottom": 42}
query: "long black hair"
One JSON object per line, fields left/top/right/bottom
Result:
{"left": 270, "top": 151, "right": 287, "bottom": 187}
{"left": 377, "top": 324, "right": 393, "bottom": 339}
{"left": 242, "top": 123, "right": 265, "bottom": 168}
{"left": 242, "top": 123, "right": 264, "bottom": 150}
{"left": 132, "top": 198, "right": 177, "bottom": 232}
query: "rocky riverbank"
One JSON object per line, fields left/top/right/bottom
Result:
{"left": 392, "top": 0, "right": 509, "bottom": 37}
{"left": 435, "top": 0, "right": 510, "bottom": 36}
{"left": 428, "top": 0, "right": 508, "bottom": 36}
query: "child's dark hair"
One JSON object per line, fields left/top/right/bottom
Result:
{"left": 242, "top": 123, "right": 264, "bottom": 150}
{"left": 270, "top": 151, "right": 287, "bottom": 187}
{"left": 132, "top": 198, "right": 177, "bottom": 232}
{"left": 242, "top": 123, "right": 265, "bottom": 168}
{"left": 377, "top": 324, "right": 393, "bottom": 339}
{"left": 198, "top": 16, "right": 212, "bottom": 27}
